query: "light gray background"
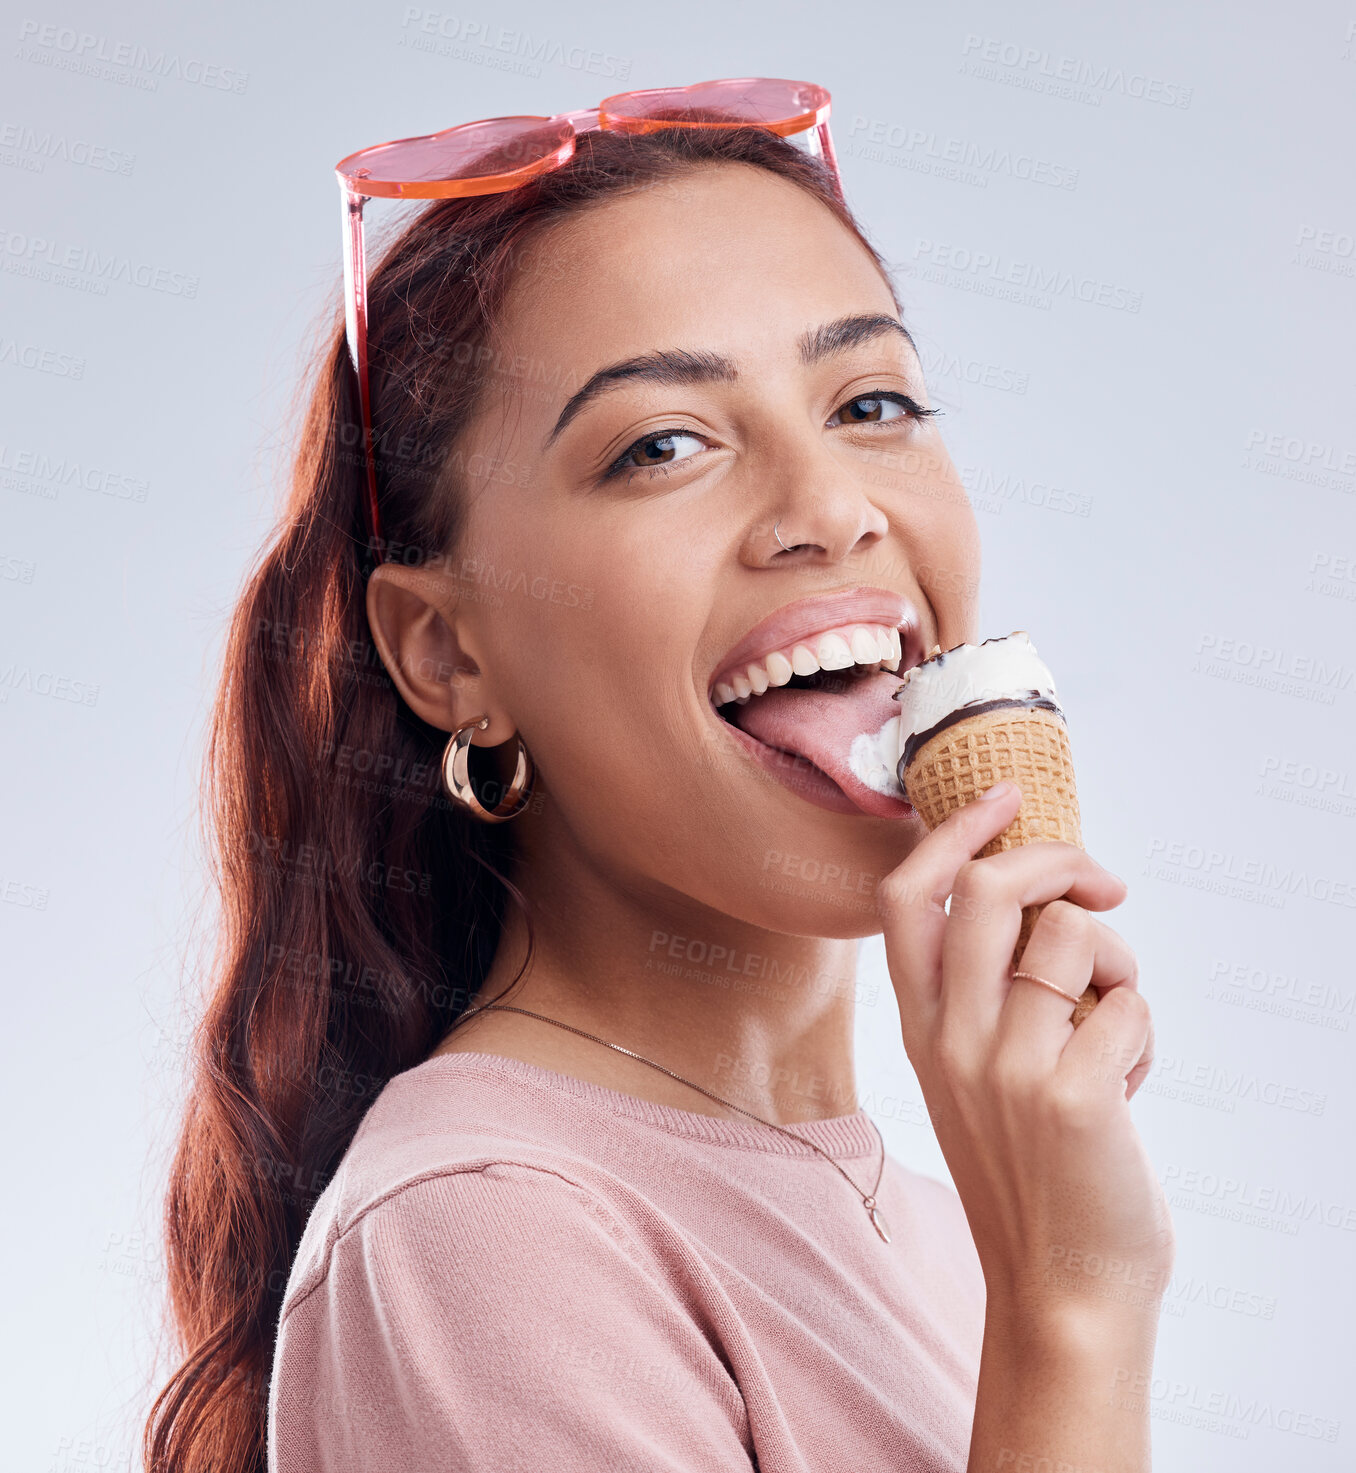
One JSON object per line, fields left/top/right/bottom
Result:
{"left": 3, "top": 2, "right": 1352, "bottom": 1468}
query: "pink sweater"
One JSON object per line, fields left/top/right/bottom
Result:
{"left": 267, "top": 1051, "right": 986, "bottom": 1471}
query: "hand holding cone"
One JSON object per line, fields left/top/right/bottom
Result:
{"left": 896, "top": 637, "right": 1099, "bottom": 1027}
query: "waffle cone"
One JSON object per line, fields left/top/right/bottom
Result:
{"left": 902, "top": 705, "right": 1099, "bottom": 1026}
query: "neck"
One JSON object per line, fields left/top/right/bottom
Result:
{"left": 434, "top": 831, "right": 864, "bottom": 1127}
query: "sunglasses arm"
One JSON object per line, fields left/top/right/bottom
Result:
{"left": 815, "top": 119, "right": 844, "bottom": 203}
{"left": 340, "top": 183, "right": 384, "bottom": 560}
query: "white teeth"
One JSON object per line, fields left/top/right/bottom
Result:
{"left": 850, "top": 627, "right": 880, "bottom": 665}
{"left": 713, "top": 622, "right": 906, "bottom": 707}
{"left": 816, "top": 631, "right": 854, "bottom": 670}
{"left": 878, "top": 627, "right": 902, "bottom": 670}
{"left": 765, "top": 650, "right": 794, "bottom": 686}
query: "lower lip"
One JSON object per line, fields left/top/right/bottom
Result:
{"left": 715, "top": 709, "right": 916, "bottom": 819}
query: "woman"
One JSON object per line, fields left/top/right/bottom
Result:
{"left": 146, "top": 105, "right": 1172, "bottom": 1473}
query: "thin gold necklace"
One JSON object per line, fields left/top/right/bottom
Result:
{"left": 459, "top": 1002, "right": 892, "bottom": 1244}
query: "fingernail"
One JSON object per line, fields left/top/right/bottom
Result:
{"left": 978, "top": 780, "right": 1014, "bottom": 802}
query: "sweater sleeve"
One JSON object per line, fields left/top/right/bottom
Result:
{"left": 268, "top": 1161, "right": 755, "bottom": 1472}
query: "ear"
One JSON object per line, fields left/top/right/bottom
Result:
{"left": 365, "top": 559, "right": 512, "bottom": 746}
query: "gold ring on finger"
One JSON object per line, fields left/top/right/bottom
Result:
{"left": 1011, "top": 970, "right": 1083, "bottom": 1007}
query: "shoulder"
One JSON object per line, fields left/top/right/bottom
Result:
{"left": 281, "top": 1054, "right": 656, "bottom": 1319}
{"left": 283, "top": 1153, "right": 649, "bottom": 1322}
{"left": 269, "top": 1154, "right": 753, "bottom": 1469}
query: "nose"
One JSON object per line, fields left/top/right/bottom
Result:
{"left": 740, "top": 432, "right": 891, "bottom": 568}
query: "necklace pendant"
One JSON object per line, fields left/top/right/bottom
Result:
{"left": 863, "top": 1197, "right": 891, "bottom": 1244}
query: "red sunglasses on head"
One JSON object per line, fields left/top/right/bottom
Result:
{"left": 334, "top": 77, "right": 841, "bottom": 563}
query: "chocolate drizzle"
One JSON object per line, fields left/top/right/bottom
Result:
{"left": 898, "top": 693, "right": 1065, "bottom": 772}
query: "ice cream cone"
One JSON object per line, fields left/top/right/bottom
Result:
{"left": 902, "top": 703, "right": 1099, "bottom": 1027}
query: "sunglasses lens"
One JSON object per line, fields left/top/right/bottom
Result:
{"left": 601, "top": 78, "right": 829, "bottom": 134}
{"left": 339, "top": 116, "right": 575, "bottom": 194}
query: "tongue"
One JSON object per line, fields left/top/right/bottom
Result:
{"left": 728, "top": 668, "right": 914, "bottom": 817}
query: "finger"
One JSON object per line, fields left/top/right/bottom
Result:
{"left": 994, "top": 903, "right": 1139, "bottom": 1071}
{"left": 1059, "top": 982, "right": 1154, "bottom": 1104}
{"left": 879, "top": 780, "right": 1024, "bottom": 1009}
{"left": 1125, "top": 1011, "right": 1156, "bottom": 1100}
{"left": 937, "top": 843, "right": 1129, "bottom": 1041}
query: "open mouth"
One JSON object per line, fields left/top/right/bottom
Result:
{"left": 711, "top": 622, "right": 903, "bottom": 705}
{"left": 707, "top": 615, "right": 923, "bottom": 818}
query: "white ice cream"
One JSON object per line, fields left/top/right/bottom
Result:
{"left": 848, "top": 631, "right": 1060, "bottom": 796}
{"left": 849, "top": 713, "right": 909, "bottom": 797}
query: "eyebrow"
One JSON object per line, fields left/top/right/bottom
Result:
{"left": 542, "top": 312, "right": 919, "bottom": 449}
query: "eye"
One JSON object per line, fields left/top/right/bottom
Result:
{"left": 829, "top": 390, "right": 939, "bottom": 427}
{"left": 604, "top": 429, "right": 708, "bottom": 480}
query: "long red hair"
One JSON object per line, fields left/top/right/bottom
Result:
{"left": 144, "top": 121, "right": 896, "bottom": 1472}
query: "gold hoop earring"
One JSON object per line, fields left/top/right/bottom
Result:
{"left": 441, "top": 714, "right": 535, "bottom": 823}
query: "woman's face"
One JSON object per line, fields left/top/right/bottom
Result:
{"left": 377, "top": 161, "right": 980, "bottom": 939}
